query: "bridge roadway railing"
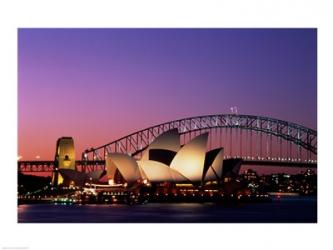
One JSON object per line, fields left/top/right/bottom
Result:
{"left": 17, "top": 158, "right": 317, "bottom": 173}
{"left": 18, "top": 160, "right": 105, "bottom": 173}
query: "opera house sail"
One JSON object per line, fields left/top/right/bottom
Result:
{"left": 104, "top": 129, "right": 231, "bottom": 187}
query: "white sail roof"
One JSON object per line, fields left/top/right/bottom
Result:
{"left": 204, "top": 167, "right": 217, "bottom": 181}
{"left": 170, "top": 133, "right": 208, "bottom": 182}
{"left": 138, "top": 160, "right": 188, "bottom": 182}
{"left": 106, "top": 153, "right": 142, "bottom": 183}
{"left": 210, "top": 148, "right": 224, "bottom": 179}
{"left": 141, "top": 128, "right": 180, "bottom": 161}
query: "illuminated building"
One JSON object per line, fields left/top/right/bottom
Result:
{"left": 106, "top": 130, "right": 234, "bottom": 186}
{"left": 53, "top": 130, "right": 241, "bottom": 188}
{"left": 58, "top": 169, "right": 105, "bottom": 186}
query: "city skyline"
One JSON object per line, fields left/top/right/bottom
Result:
{"left": 18, "top": 28, "right": 317, "bottom": 160}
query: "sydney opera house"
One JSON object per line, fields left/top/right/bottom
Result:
{"left": 53, "top": 129, "right": 241, "bottom": 188}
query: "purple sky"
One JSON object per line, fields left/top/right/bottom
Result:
{"left": 18, "top": 29, "right": 317, "bottom": 161}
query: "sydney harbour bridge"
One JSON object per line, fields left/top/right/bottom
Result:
{"left": 18, "top": 114, "right": 317, "bottom": 173}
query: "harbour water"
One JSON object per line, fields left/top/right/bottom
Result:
{"left": 17, "top": 196, "right": 316, "bottom": 223}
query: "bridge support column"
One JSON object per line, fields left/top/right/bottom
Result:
{"left": 52, "top": 137, "right": 76, "bottom": 186}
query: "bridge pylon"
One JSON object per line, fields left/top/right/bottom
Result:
{"left": 51, "top": 137, "right": 76, "bottom": 186}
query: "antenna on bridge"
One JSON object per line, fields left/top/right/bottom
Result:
{"left": 230, "top": 106, "right": 238, "bottom": 114}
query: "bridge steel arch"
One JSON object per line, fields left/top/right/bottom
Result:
{"left": 82, "top": 114, "right": 317, "bottom": 162}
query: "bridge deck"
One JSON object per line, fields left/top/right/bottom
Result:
{"left": 17, "top": 159, "right": 317, "bottom": 172}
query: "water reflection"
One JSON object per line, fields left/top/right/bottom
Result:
{"left": 18, "top": 197, "right": 317, "bottom": 223}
